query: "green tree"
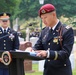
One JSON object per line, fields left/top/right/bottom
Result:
{"left": 0, "top": 0, "right": 76, "bottom": 27}
{"left": 44, "top": 0, "right": 76, "bottom": 18}
{"left": 12, "top": 0, "right": 75, "bottom": 22}
{"left": 18, "top": 0, "right": 40, "bottom": 20}
{"left": 0, "top": 0, "right": 21, "bottom": 28}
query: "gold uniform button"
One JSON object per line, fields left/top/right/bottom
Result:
{"left": 48, "top": 48, "right": 50, "bottom": 50}
{"left": 0, "top": 32, "right": 2, "bottom": 34}
{"left": 48, "top": 60, "right": 50, "bottom": 61}
{"left": 4, "top": 47, "right": 6, "bottom": 49}
{"left": 48, "top": 43, "right": 50, "bottom": 45}
{"left": 64, "top": 64, "right": 66, "bottom": 66}
{"left": 4, "top": 40, "right": 6, "bottom": 42}
{"left": 4, "top": 44, "right": 6, "bottom": 46}
{"left": 8, "top": 32, "right": 10, "bottom": 34}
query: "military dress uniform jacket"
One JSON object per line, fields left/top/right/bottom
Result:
{"left": 0, "top": 27, "right": 19, "bottom": 68}
{"left": 34, "top": 21, "right": 74, "bottom": 75}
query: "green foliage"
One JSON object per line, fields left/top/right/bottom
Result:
{"left": 20, "top": 17, "right": 40, "bottom": 31}
{"left": 25, "top": 63, "right": 43, "bottom": 75}
{"left": 0, "top": 0, "right": 19, "bottom": 14}
{"left": 44, "top": 0, "right": 76, "bottom": 27}
{"left": 73, "top": 68, "right": 76, "bottom": 75}
{"left": 18, "top": 0, "right": 40, "bottom": 20}
{"left": 21, "top": 30, "right": 26, "bottom": 40}
{"left": 44, "top": 0, "right": 76, "bottom": 18}
{"left": 0, "top": 0, "right": 76, "bottom": 19}
{"left": 0, "top": 0, "right": 21, "bottom": 28}
{"left": 0, "top": 0, "right": 76, "bottom": 28}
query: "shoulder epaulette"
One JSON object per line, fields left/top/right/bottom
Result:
{"left": 65, "top": 25, "right": 71, "bottom": 29}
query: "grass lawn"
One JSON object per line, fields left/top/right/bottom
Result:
{"left": 25, "top": 63, "right": 76, "bottom": 75}
{"left": 25, "top": 63, "right": 42, "bottom": 75}
{"left": 73, "top": 69, "right": 76, "bottom": 75}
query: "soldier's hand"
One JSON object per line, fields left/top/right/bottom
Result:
{"left": 25, "top": 47, "right": 34, "bottom": 52}
{"left": 36, "top": 50, "right": 47, "bottom": 58}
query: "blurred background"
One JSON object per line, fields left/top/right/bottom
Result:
{"left": 0, "top": 0, "right": 76, "bottom": 39}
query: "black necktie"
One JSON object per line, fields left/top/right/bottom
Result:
{"left": 50, "top": 28, "right": 53, "bottom": 33}
{"left": 4, "top": 29, "right": 7, "bottom": 35}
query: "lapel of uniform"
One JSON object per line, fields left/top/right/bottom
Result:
{"left": 7, "top": 28, "right": 11, "bottom": 34}
{"left": 47, "top": 21, "right": 62, "bottom": 42}
{"left": 54, "top": 22, "right": 62, "bottom": 35}
{"left": 42, "top": 27, "right": 49, "bottom": 42}
{"left": 0, "top": 27, "right": 3, "bottom": 34}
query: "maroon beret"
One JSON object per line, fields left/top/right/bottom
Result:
{"left": 38, "top": 4, "right": 55, "bottom": 17}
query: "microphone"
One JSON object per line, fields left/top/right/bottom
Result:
{"left": 0, "top": 31, "right": 16, "bottom": 40}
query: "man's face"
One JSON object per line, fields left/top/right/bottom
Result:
{"left": 0, "top": 19, "right": 10, "bottom": 28}
{"left": 41, "top": 12, "right": 56, "bottom": 27}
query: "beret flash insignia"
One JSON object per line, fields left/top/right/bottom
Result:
{"left": 65, "top": 26, "right": 71, "bottom": 29}
{"left": 41, "top": 9, "right": 46, "bottom": 14}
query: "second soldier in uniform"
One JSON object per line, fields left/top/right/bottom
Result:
{"left": 0, "top": 12, "right": 19, "bottom": 75}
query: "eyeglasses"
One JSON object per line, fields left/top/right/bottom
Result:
{"left": 2, "top": 20, "right": 8, "bottom": 22}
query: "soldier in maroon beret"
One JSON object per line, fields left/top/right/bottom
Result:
{"left": 25, "top": 4, "right": 74, "bottom": 75}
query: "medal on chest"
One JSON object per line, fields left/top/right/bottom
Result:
{"left": 53, "top": 37, "right": 58, "bottom": 44}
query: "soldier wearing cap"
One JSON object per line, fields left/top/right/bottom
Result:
{"left": 0, "top": 12, "right": 19, "bottom": 75}
{"left": 34, "top": 28, "right": 40, "bottom": 37}
{"left": 25, "top": 4, "right": 74, "bottom": 75}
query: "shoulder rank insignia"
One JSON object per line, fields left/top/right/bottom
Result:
{"left": 0, "top": 31, "right": 2, "bottom": 34}
{"left": 0, "top": 30, "right": 2, "bottom": 34}
{"left": 65, "top": 25, "right": 71, "bottom": 29}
